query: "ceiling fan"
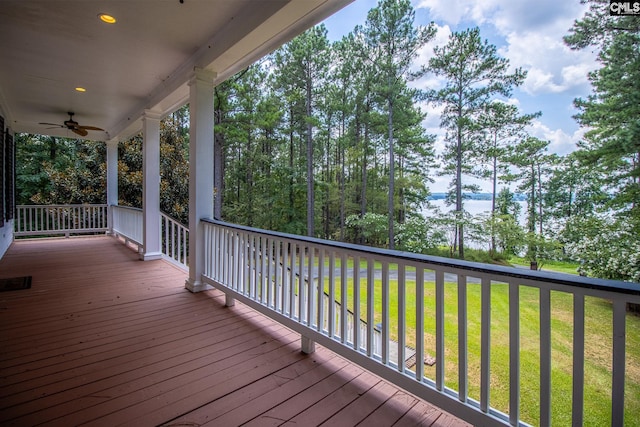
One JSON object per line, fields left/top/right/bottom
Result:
{"left": 39, "top": 112, "right": 104, "bottom": 137}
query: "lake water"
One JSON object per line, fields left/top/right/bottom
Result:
{"left": 425, "top": 199, "right": 528, "bottom": 226}
{"left": 423, "top": 199, "right": 529, "bottom": 249}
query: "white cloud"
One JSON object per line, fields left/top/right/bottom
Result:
{"left": 414, "top": 0, "right": 500, "bottom": 27}
{"left": 412, "top": 23, "right": 452, "bottom": 82}
{"left": 528, "top": 119, "right": 584, "bottom": 156}
{"left": 561, "top": 63, "right": 592, "bottom": 88}
{"left": 500, "top": 32, "right": 597, "bottom": 95}
{"left": 489, "top": 0, "right": 580, "bottom": 35}
{"left": 414, "top": 0, "right": 598, "bottom": 96}
{"left": 522, "top": 68, "right": 566, "bottom": 94}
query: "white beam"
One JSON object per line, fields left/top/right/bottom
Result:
{"left": 141, "top": 110, "right": 163, "bottom": 261}
{"left": 185, "top": 68, "right": 216, "bottom": 292}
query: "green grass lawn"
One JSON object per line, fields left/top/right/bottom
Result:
{"left": 315, "top": 253, "right": 581, "bottom": 276}
{"left": 508, "top": 257, "right": 581, "bottom": 275}
{"left": 323, "top": 276, "right": 640, "bottom": 426}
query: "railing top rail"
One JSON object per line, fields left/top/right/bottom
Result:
{"left": 111, "top": 205, "right": 143, "bottom": 213}
{"left": 160, "top": 211, "right": 187, "bottom": 226}
{"left": 17, "top": 204, "right": 108, "bottom": 208}
{"left": 203, "top": 218, "right": 640, "bottom": 296}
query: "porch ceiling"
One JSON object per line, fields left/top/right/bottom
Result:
{"left": 0, "top": 0, "right": 352, "bottom": 142}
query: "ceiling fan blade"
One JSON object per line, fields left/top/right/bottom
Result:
{"left": 72, "top": 128, "right": 88, "bottom": 137}
{"left": 39, "top": 122, "right": 64, "bottom": 127}
{"left": 78, "top": 125, "right": 104, "bottom": 131}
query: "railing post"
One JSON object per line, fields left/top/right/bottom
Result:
{"left": 225, "top": 294, "right": 235, "bottom": 307}
{"left": 301, "top": 335, "right": 315, "bottom": 354}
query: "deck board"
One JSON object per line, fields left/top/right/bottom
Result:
{"left": 0, "top": 236, "right": 470, "bottom": 426}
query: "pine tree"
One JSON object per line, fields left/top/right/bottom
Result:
{"left": 358, "top": 0, "right": 435, "bottom": 249}
{"left": 428, "top": 27, "right": 525, "bottom": 258}
{"left": 477, "top": 101, "right": 539, "bottom": 253}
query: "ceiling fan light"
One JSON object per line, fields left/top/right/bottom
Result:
{"left": 98, "top": 13, "right": 116, "bottom": 24}
{"left": 75, "top": 87, "right": 86, "bottom": 92}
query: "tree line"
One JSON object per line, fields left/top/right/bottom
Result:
{"left": 15, "top": 0, "right": 640, "bottom": 282}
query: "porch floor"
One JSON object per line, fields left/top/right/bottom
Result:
{"left": 0, "top": 236, "right": 469, "bottom": 427}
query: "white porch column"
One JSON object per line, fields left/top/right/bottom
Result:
{"left": 106, "top": 138, "right": 118, "bottom": 234}
{"left": 185, "top": 68, "right": 216, "bottom": 292}
{"left": 141, "top": 109, "right": 163, "bottom": 261}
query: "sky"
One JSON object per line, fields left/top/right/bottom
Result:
{"left": 323, "top": 0, "right": 599, "bottom": 192}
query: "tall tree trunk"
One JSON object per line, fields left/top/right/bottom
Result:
{"left": 537, "top": 163, "right": 543, "bottom": 236}
{"left": 388, "top": 96, "right": 395, "bottom": 250}
{"left": 456, "top": 102, "right": 464, "bottom": 259}
{"left": 490, "top": 140, "right": 498, "bottom": 254}
{"left": 306, "top": 77, "right": 314, "bottom": 237}
{"left": 265, "top": 129, "right": 274, "bottom": 230}
{"left": 213, "top": 109, "right": 224, "bottom": 221}
{"left": 288, "top": 109, "right": 295, "bottom": 226}
{"left": 339, "top": 109, "right": 346, "bottom": 241}
{"left": 246, "top": 129, "right": 253, "bottom": 227}
{"left": 360, "top": 117, "right": 367, "bottom": 218}
{"left": 529, "top": 164, "right": 536, "bottom": 233}
{"left": 48, "top": 137, "right": 57, "bottom": 161}
{"left": 324, "top": 118, "right": 331, "bottom": 239}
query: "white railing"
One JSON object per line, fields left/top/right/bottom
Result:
{"left": 202, "top": 219, "right": 640, "bottom": 427}
{"left": 110, "top": 205, "right": 189, "bottom": 269}
{"left": 15, "top": 204, "right": 108, "bottom": 237}
{"left": 111, "top": 205, "right": 143, "bottom": 250}
{"left": 161, "top": 212, "right": 189, "bottom": 269}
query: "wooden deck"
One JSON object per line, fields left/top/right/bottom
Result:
{"left": 0, "top": 236, "right": 469, "bottom": 427}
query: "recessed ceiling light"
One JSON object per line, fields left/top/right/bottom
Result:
{"left": 98, "top": 13, "right": 116, "bottom": 24}
{"left": 75, "top": 87, "right": 87, "bottom": 92}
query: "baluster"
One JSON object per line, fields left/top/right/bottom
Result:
{"left": 233, "top": 231, "right": 240, "bottom": 291}
{"left": 283, "top": 241, "right": 290, "bottom": 315}
{"left": 367, "top": 257, "right": 375, "bottom": 357}
{"left": 212, "top": 225, "right": 219, "bottom": 281}
{"left": 353, "top": 255, "right": 360, "bottom": 351}
{"left": 275, "top": 239, "right": 282, "bottom": 312}
{"left": 572, "top": 293, "right": 585, "bottom": 426}
{"left": 249, "top": 234, "right": 255, "bottom": 298}
{"left": 416, "top": 266, "right": 425, "bottom": 381}
{"left": 259, "top": 236, "right": 266, "bottom": 303}
{"left": 481, "top": 277, "right": 492, "bottom": 413}
{"left": 289, "top": 242, "right": 300, "bottom": 318}
{"left": 317, "top": 248, "right": 325, "bottom": 332}
{"left": 298, "top": 243, "right": 305, "bottom": 322}
{"left": 222, "top": 229, "right": 228, "bottom": 284}
{"left": 435, "top": 269, "right": 445, "bottom": 391}
{"left": 182, "top": 227, "right": 187, "bottom": 265}
{"left": 540, "top": 287, "right": 551, "bottom": 425}
{"left": 328, "top": 251, "right": 336, "bottom": 338}
{"left": 308, "top": 245, "right": 316, "bottom": 328}
{"left": 243, "top": 232, "right": 250, "bottom": 295}
{"left": 398, "top": 263, "right": 406, "bottom": 372}
{"left": 382, "top": 260, "right": 389, "bottom": 365}
{"left": 171, "top": 220, "right": 175, "bottom": 260}
{"left": 266, "top": 237, "right": 273, "bottom": 307}
{"left": 203, "top": 223, "right": 210, "bottom": 277}
{"left": 510, "top": 281, "right": 521, "bottom": 425}
{"left": 458, "top": 275, "right": 468, "bottom": 401}
{"left": 612, "top": 299, "right": 626, "bottom": 426}
{"left": 227, "top": 229, "right": 233, "bottom": 286}
{"left": 340, "top": 252, "right": 347, "bottom": 343}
